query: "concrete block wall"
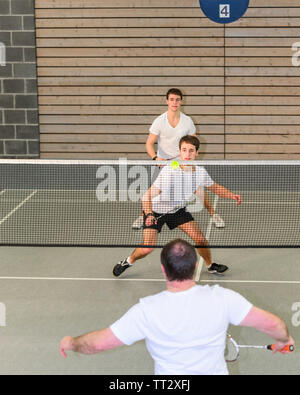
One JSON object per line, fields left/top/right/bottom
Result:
{"left": 0, "top": 0, "right": 39, "bottom": 158}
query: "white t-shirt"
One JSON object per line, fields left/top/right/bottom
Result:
{"left": 149, "top": 111, "right": 196, "bottom": 159}
{"left": 110, "top": 285, "right": 253, "bottom": 375}
{"left": 152, "top": 164, "right": 214, "bottom": 214}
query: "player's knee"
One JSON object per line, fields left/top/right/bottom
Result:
{"left": 195, "top": 236, "right": 208, "bottom": 246}
{"left": 141, "top": 247, "right": 154, "bottom": 256}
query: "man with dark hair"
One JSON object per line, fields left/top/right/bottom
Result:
{"left": 160, "top": 238, "right": 197, "bottom": 281}
{"left": 60, "top": 239, "right": 294, "bottom": 375}
{"left": 114, "top": 135, "right": 241, "bottom": 277}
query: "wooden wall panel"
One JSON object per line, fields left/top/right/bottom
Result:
{"left": 35, "top": 0, "right": 300, "bottom": 159}
{"left": 225, "top": 0, "right": 300, "bottom": 159}
{"left": 35, "top": 0, "right": 225, "bottom": 159}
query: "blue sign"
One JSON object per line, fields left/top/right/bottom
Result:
{"left": 199, "top": 0, "right": 250, "bottom": 24}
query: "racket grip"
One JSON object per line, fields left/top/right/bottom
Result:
{"left": 267, "top": 344, "right": 294, "bottom": 352}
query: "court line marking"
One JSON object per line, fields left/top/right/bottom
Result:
{"left": 194, "top": 195, "right": 219, "bottom": 282}
{"left": 0, "top": 190, "right": 37, "bottom": 225}
{"left": 0, "top": 276, "right": 299, "bottom": 284}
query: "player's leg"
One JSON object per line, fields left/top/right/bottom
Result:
{"left": 178, "top": 221, "right": 228, "bottom": 274}
{"left": 177, "top": 221, "right": 212, "bottom": 267}
{"left": 113, "top": 229, "right": 157, "bottom": 277}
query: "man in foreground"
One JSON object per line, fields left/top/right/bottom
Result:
{"left": 60, "top": 239, "right": 294, "bottom": 375}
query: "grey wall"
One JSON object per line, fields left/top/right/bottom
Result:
{"left": 0, "top": 0, "right": 39, "bottom": 158}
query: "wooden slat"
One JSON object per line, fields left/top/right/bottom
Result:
{"left": 40, "top": 143, "right": 225, "bottom": 153}
{"left": 40, "top": 152, "right": 225, "bottom": 159}
{"left": 40, "top": 134, "right": 224, "bottom": 144}
{"left": 37, "top": 67, "right": 224, "bottom": 77}
{"left": 38, "top": 95, "right": 224, "bottom": 106}
{"left": 226, "top": 135, "right": 300, "bottom": 144}
{"left": 37, "top": 57, "right": 224, "bottom": 67}
{"left": 226, "top": 96, "right": 300, "bottom": 106}
{"left": 37, "top": 76, "right": 224, "bottom": 86}
{"left": 38, "top": 106, "right": 224, "bottom": 116}
{"left": 226, "top": 58, "right": 295, "bottom": 67}
{"left": 35, "top": 9, "right": 206, "bottom": 18}
{"left": 226, "top": 145, "right": 300, "bottom": 154}
{"left": 38, "top": 105, "right": 224, "bottom": 115}
{"left": 36, "top": 0, "right": 300, "bottom": 8}
{"left": 39, "top": 115, "right": 224, "bottom": 125}
{"left": 226, "top": 153, "right": 300, "bottom": 160}
{"left": 37, "top": 86, "right": 225, "bottom": 96}
{"left": 226, "top": 125, "right": 300, "bottom": 134}
{"left": 39, "top": 124, "right": 225, "bottom": 134}
{"left": 36, "top": 28, "right": 224, "bottom": 38}
{"left": 226, "top": 116, "right": 300, "bottom": 125}
{"left": 35, "top": 0, "right": 200, "bottom": 8}
{"left": 37, "top": 47, "right": 224, "bottom": 57}
{"left": 36, "top": 18, "right": 221, "bottom": 29}
{"left": 36, "top": 37, "right": 223, "bottom": 48}
{"left": 226, "top": 106, "right": 300, "bottom": 115}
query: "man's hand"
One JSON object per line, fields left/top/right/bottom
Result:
{"left": 144, "top": 212, "right": 156, "bottom": 227}
{"left": 59, "top": 336, "right": 74, "bottom": 358}
{"left": 232, "top": 194, "right": 242, "bottom": 206}
{"left": 271, "top": 336, "right": 295, "bottom": 354}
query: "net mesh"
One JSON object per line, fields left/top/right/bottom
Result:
{"left": 0, "top": 159, "right": 299, "bottom": 248}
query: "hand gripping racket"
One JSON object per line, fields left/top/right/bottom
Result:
{"left": 150, "top": 196, "right": 200, "bottom": 225}
{"left": 225, "top": 334, "right": 294, "bottom": 362}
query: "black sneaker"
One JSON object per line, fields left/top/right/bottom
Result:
{"left": 113, "top": 259, "right": 131, "bottom": 277}
{"left": 207, "top": 263, "right": 228, "bottom": 274}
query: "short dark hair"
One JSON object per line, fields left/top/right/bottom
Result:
{"left": 166, "top": 88, "right": 183, "bottom": 100}
{"left": 160, "top": 239, "right": 197, "bottom": 282}
{"left": 179, "top": 135, "right": 200, "bottom": 151}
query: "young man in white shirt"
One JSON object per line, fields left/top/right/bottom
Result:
{"left": 60, "top": 239, "right": 294, "bottom": 375}
{"left": 115, "top": 135, "right": 241, "bottom": 277}
{"left": 132, "top": 88, "right": 225, "bottom": 230}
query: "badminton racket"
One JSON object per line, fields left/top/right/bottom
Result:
{"left": 225, "top": 334, "right": 294, "bottom": 363}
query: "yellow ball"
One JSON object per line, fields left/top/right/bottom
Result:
{"left": 171, "top": 160, "right": 179, "bottom": 170}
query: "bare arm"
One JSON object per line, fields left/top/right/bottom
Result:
{"left": 240, "top": 306, "right": 294, "bottom": 353}
{"left": 59, "top": 328, "right": 124, "bottom": 358}
{"left": 206, "top": 183, "right": 242, "bottom": 205}
{"left": 146, "top": 133, "right": 158, "bottom": 159}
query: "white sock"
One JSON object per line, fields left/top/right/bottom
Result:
{"left": 127, "top": 257, "right": 133, "bottom": 265}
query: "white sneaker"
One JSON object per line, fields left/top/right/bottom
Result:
{"left": 132, "top": 215, "right": 144, "bottom": 230}
{"left": 212, "top": 213, "right": 225, "bottom": 228}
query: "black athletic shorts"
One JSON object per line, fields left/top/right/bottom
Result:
{"left": 143, "top": 208, "right": 194, "bottom": 233}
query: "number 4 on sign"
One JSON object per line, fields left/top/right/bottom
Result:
{"left": 219, "top": 4, "right": 230, "bottom": 18}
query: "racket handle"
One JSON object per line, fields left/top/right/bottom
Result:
{"left": 267, "top": 344, "right": 294, "bottom": 352}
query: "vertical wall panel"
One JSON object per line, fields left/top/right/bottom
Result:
{"left": 225, "top": 0, "right": 300, "bottom": 159}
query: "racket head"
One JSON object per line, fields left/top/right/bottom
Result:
{"left": 225, "top": 334, "right": 240, "bottom": 362}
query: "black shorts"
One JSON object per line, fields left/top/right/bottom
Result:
{"left": 143, "top": 208, "right": 194, "bottom": 233}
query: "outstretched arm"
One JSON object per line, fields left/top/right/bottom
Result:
{"left": 240, "top": 306, "right": 294, "bottom": 353}
{"left": 206, "top": 183, "right": 242, "bottom": 205}
{"left": 59, "top": 328, "right": 124, "bottom": 358}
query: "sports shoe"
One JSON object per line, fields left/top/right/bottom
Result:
{"left": 113, "top": 259, "right": 132, "bottom": 277}
{"left": 132, "top": 215, "right": 144, "bottom": 230}
{"left": 212, "top": 213, "right": 225, "bottom": 228}
{"left": 207, "top": 263, "right": 228, "bottom": 274}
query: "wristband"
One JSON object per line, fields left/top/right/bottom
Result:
{"left": 152, "top": 155, "right": 157, "bottom": 160}
{"left": 145, "top": 212, "right": 155, "bottom": 219}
